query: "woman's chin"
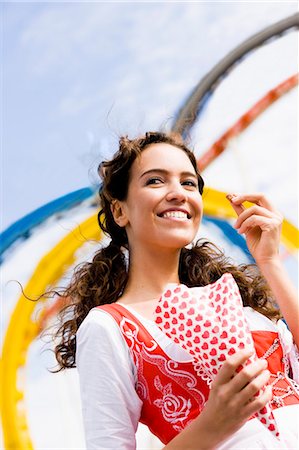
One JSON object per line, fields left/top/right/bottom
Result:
{"left": 156, "top": 234, "right": 194, "bottom": 250}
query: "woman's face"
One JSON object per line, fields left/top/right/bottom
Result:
{"left": 114, "top": 143, "right": 203, "bottom": 252}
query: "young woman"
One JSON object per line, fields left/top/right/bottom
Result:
{"left": 54, "top": 132, "right": 299, "bottom": 449}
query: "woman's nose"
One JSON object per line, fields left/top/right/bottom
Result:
{"left": 165, "top": 183, "right": 187, "bottom": 203}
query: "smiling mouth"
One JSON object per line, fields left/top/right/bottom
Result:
{"left": 158, "top": 211, "right": 191, "bottom": 219}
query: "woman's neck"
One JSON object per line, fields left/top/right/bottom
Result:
{"left": 121, "top": 246, "right": 181, "bottom": 304}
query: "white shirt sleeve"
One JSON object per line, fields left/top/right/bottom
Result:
{"left": 76, "top": 308, "right": 143, "bottom": 450}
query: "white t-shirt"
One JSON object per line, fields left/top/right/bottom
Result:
{"left": 76, "top": 306, "right": 299, "bottom": 450}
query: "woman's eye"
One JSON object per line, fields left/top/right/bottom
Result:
{"left": 182, "top": 180, "right": 197, "bottom": 187}
{"left": 146, "top": 177, "right": 163, "bottom": 185}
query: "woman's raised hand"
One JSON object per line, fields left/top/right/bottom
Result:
{"left": 226, "top": 193, "right": 283, "bottom": 265}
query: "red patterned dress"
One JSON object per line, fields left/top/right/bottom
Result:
{"left": 77, "top": 289, "right": 299, "bottom": 449}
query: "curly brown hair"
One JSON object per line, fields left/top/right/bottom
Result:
{"left": 53, "top": 131, "right": 281, "bottom": 371}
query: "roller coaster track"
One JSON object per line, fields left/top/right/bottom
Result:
{"left": 1, "top": 13, "right": 298, "bottom": 450}
{"left": 172, "top": 13, "right": 299, "bottom": 136}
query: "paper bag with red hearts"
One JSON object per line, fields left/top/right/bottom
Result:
{"left": 154, "top": 273, "right": 279, "bottom": 439}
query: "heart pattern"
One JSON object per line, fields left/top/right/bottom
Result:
{"left": 154, "top": 273, "right": 279, "bottom": 439}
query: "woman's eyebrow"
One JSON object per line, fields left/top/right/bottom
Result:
{"left": 139, "top": 169, "right": 197, "bottom": 179}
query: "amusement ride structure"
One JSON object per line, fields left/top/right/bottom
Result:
{"left": 1, "top": 13, "right": 298, "bottom": 449}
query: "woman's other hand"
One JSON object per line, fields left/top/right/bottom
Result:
{"left": 164, "top": 350, "right": 272, "bottom": 450}
{"left": 198, "top": 349, "right": 272, "bottom": 447}
{"left": 226, "top": 193, "right": 283, "bottom": 265}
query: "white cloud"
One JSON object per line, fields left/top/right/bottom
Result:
{"left": 4, "top": 1, "right": 298, "bottom": 226}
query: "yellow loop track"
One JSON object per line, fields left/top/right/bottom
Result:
{"left": 0, "top": 188, "right": 297, "bottom": 449}
{"left": 1, "top": 214, "right": 101, "bottom": 449}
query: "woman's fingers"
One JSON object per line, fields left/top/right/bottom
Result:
{"left": 226, "top": 194, "right": 245, "bottom": 215}
{"left": 212, "top": 349, "right": 254, "bottom": 386}
{"left": 236, "top": 366, "right": 271, "bottom": 404}
{"left": 205, "top": 353, "right": 273, "bottom": 440}
{"left": 229, "top": 358, "right": 269, "bottom": 394}
{"left": 226, "top": 193, "right": 275, "bottom": 212}
{"left": 242, "top": 385, "right": 273, "bottom": 418}
{"left": 233, "top": 205, "right": 281, "bottom": 229}
{"left": 212, "top": 355, "right": 271, "bottom": 414}
{"left": 236, "top": 215, "right": 282, "bottom": 235}
{"left": 226, "top": 194, "right": 283, "bottom": 236}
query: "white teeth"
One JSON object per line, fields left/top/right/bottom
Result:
{"left": 162, "top": 211, "right": 188, "bottom": 219}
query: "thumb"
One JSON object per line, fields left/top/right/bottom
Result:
{"left": 226, "top": 194, "right": 245, "bottom": 216}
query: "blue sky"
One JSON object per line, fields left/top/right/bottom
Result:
{"left": 2, "top": 1, "right": 298, "bottom": 230}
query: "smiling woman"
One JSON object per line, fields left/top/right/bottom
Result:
{"left": 53, "top": 131, "right": 299, "bottom": 449}
{"left": 110, "top": 143, "right": 203, "bottom": 254}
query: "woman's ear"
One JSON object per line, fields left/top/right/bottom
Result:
{"left": 110, "top": 200, "right": 128, "bottom": 227}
